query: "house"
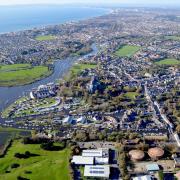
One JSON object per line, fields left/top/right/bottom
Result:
{"left": 62, "top": 116, "right": 73, "bottom": 124}
{"left": 30, "top": 83, "right": 57, "bottom": 99}
{"left": 84, "top": 165, "right": 110, "bottom": 178}
{"left": 76, "top": 116, "right": 87, "bottom": 124}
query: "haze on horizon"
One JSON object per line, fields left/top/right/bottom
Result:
{"left": 0, "top": 0, "right": 180, "bottom": 6}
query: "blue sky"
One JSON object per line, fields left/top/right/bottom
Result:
{"left": 0, "top": 0, "right": 180, "bottom": 5}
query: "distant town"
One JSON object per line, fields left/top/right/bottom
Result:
{"left": 0, "top": 7, "right": 180, "bottom": 180}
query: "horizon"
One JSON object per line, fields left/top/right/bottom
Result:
{"left": 0, "top": 0, "right": 180, "bottom": 7}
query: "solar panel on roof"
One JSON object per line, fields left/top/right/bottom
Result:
{"left": 90, "top": 167, "right": 104, "bottom": 170}
{"left": 90, "top": 171, "right": 105, "bottom": 174}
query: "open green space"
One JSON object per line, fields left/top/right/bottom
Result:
{"left": 166, "top": 35, "right": 180, "bottom": 41}
{"left": 35, "top": 35, "right": 56, "bottom": 41}
{"left": 0, "top": 127, "right": 31, "bottom": 155}
{"left": 124, "top": 92, "right": 139, "bottom": 100}
{"left": 65, "top": 63, "right": 97, "bottom": 80}
{"left": 0, "top": 140, "right": 71, "bottom": 180}
{"left": 155, "top": 58, "right": 180, "bottom": 65}
{"left": 0, "top": 64, "right": 52, "bottom": 86}
{"left": 115, "top": 45, "right": 140, "bottom": 57}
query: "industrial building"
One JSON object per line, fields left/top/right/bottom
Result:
{"left": 84, "top": 165, "right": 110, "bottom": 178}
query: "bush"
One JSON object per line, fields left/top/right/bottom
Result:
{"left": 11, "top": 163, "right": 20, "bottom": 169}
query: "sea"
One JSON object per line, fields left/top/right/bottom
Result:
{"left": 0, "top": 5, "right": 105, "bottom": 114}
{"left": 0, "top": 5, "right": 109, "bottom": 34}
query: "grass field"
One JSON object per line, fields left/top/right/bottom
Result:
{"left": 35, "top": 35, "right": 56, "bottom": 41}
{"left": 0, "top": 140, "right": 71, "bottom": 180}
{"left": 0, "top": 64, "right": 51, "bottom": 86}
{"left": 115, "top": 45, "right": 140, "bottom": 57}
{"left": 65, "top": 63, "right": 97, "bottom": 80}
{"left": 155, "top": 58, "right": 180, "bottom": 65}
{"left": 166, "top": 36, "right": 180, "bottom": 41}
{"left": 124, "top": 92, "right": 139, "bottom": 100}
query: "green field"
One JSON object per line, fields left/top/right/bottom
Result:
{"left": 124, "top": 92, "right": 139, "bottom": 100}
{"left": 155, "top": 59, "right": 180, "bottom": 65}
{"left": 166, "top": 36, "right": 180, "bottom": 41}
{"left": 0, "top": 64, "right": 51, "bottom": 86}
{"left": 115, "top": 45, "right": 140, "bottom": 57}
{"left": 0, "top": 140, "right": 71, "bottom": 180}
{"left": 35, "top": 35, "right": 56, "bottom": 41}
{"left": 65, "top": 63, "right": 97, "bottom": 80}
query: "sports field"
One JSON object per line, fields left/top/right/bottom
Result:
{"left": 155, "top": 58, "right": 180, "bottom": 65}
{"left": 0, "top": 140, "right": 71, "bottom": 180}
{"left": 115, "top": 45, "right": 140, "bottom": 57}
{"left": 35, "top": 35, "right": 56, "bottom": 41}
{"left": 166, "top": 35, "right": 180, "bottom": 41}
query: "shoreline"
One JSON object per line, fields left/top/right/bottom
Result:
{"left": 0, "top": 6, "right": 113, "bottom": 35}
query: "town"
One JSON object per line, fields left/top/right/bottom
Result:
{"left": 0, "top": 7, "right": 180, "bottom": 180}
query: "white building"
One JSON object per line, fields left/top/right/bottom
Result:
{"left": 84, "top": 165, "right": 110, "bottom": 178}
{"left": 82, "top": 149, "right": 103, "bottom": 157}
{"left": 133, "top": 175, "right": 152, "bottom": 180}
{"left": 95, "top": 157, "right": 109, "bottom": 164}
{"left": 71, "top": 156, "right": 94, "bottom": 165}
{"left": 62, "top": 116, "right": 73, "bottom": 124}
{"left": 76, "top": 116, "right": 87, "bottom": 124}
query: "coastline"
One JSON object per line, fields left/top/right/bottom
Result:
{"left": 0, "top": 6, "right": 112, "bottom": 35}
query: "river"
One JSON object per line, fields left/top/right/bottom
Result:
{"left": 0, "top": 44, "right": 98, "bottom": 113}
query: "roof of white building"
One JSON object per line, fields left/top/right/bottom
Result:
{"left": 71, "top": 156, "right": 94, "bottom": 165}
{"left": 82, "top": 149, "right": 103, "bottom": 157}
{"left": 95, "top": 157, "right": 109, "bottom": 164}
{"left": 133, "top": 175, "right": 152, "bottom": 180}
{"left": 84, "top": 165, "right": 110, "bottom": 178}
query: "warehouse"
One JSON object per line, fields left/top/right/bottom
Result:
{"left": 84, "top": 165, "right": 110, "bottom": 178}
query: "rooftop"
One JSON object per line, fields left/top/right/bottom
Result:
{"left": 71, "top": 156, "right": 94, "bottom": 165}
{"left": 84, "top": 165, "right": 110, "bottom": 178}
{"left": 146, "top": 164, "right": 159, "bottom": 171}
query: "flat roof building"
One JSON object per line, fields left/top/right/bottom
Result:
{"left": 146, "top": 164, "right": 159, "bottom": 172}
{"left": 82, "top": 148, "right": 108, "bottom": 158}
{"left": 82, "top": 149, "right": 103, "bottom": 157}
{"left": 133, "top": 175, "right": 152, "bottom": 180}
{"left": 71, "top": 156, "right": 94, "bottom": 165}
{"left": 84, "top": 165, "right": 110, "bottom": 178}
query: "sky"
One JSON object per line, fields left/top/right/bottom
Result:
{"left": 0, "top": 0, "right": 180, "bottom": 6}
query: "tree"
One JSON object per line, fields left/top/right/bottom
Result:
{"left": 176, "top": 124, "right": 180, "bottom": 134}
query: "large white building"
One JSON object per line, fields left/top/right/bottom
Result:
{"left": 84, "top": 165, "right": 110, "bottom": 178}
{"left": 71, "top": 156, "right": 94, "bottom": 165}
{"left": 82, "top": 149, "right": 103, "bottom": 157}
{"left": 133, "top": 175, "right": 152, "bottom": 180}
